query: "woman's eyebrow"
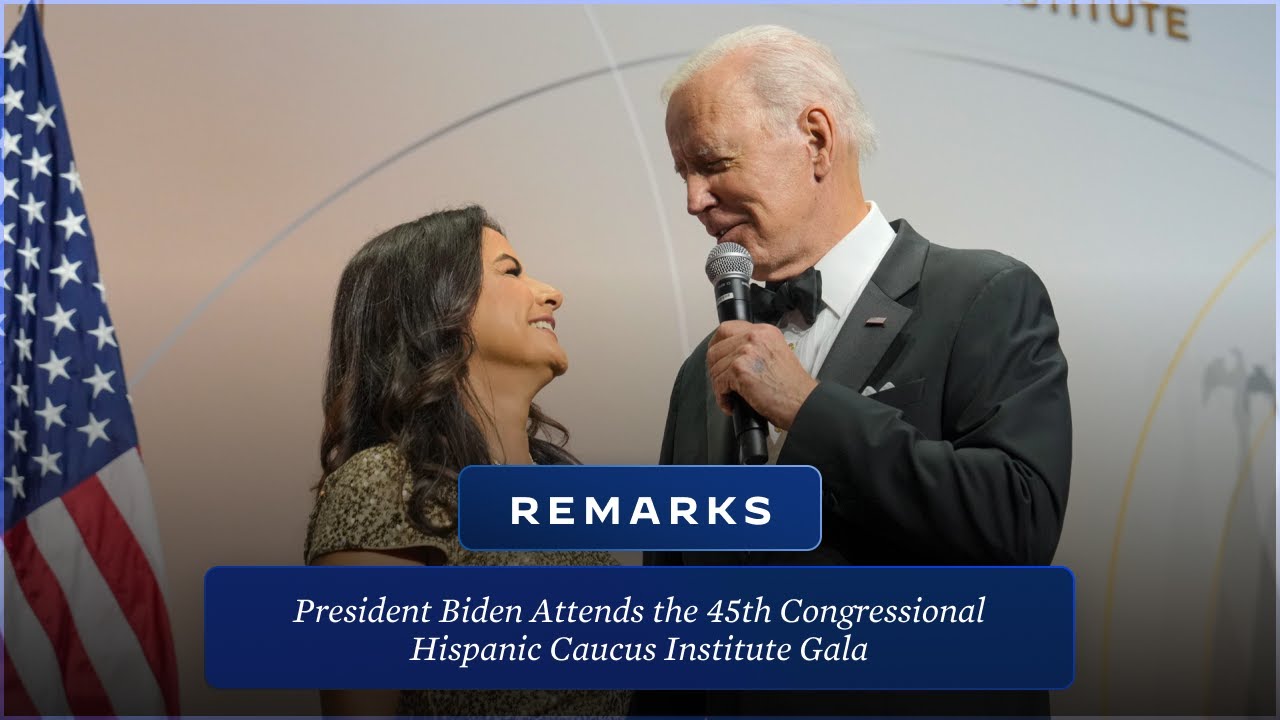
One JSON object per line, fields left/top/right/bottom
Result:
{"left": 494, "top": 253, "right": 523, "bottom": 271}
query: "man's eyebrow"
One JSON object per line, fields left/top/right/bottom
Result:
{"left": 674, "top": 147, "right": 723, "bottom": 173}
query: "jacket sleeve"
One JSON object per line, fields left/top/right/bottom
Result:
{"left": 781, "top": 264, "right": 1071, "bottom": 564}
{"left": 643, "top": 360, "right": 687, "bottom": 568}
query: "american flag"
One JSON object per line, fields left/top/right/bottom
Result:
{"left": 3, "top": 5, "right": 179, "bottom": 715}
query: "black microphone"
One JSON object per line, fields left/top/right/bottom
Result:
{"left": 704, "top": 242, "right": 769, "bottom": 465}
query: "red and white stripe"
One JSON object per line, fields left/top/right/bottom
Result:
{"left": 3, "top": 448, "right": 179, "bottom": 716}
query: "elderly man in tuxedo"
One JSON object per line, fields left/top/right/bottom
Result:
{"left": 634, "top": 25, "right": 1072, "bottom": 717}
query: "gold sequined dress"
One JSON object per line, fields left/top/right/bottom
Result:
{"left": 304, "top": 443, "right": 630, "bottom": 716}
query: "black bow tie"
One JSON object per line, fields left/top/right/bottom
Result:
{"left": 750, "top": 267, "right": 823, "bottom": 325}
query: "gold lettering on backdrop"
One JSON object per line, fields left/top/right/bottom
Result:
{"left": 1166, "top": 5, "right": 1189, "bottom": 41}
{"left": 1018, "top": 1, "right": 1190, "bottom": 42}
{"left": 1110, "top": 2, "right": 1135, "bottom": 29}
{"left": 1139, "top": 2, "right": 1160, "bottom": 34}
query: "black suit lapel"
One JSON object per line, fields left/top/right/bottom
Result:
{"left": 818, "top": 282, "right": 912, "bottom": 392}
{"left": 817, "top": 220, "right": 929, "bottom": 394}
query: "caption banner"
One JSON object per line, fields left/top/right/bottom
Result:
{"left": 206, "top": 566, "right": 1074, "bottom": 690}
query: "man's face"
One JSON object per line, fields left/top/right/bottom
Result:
{"left": 665, "top": 60, "right": 818, "bottom": 280}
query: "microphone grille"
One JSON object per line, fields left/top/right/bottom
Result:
{"left": 704, "top": 242, "right": 754, "bottom": 283}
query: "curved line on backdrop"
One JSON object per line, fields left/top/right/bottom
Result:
{"left": 582, "top": 6, "right": 690, "bottom": 358}
{"left": 130, "top": 43, "right": 1273, "bottom": 386}
{"left": 1202, "top": 406, "right": 1276, "bottom": 715}
{"left": 785, "top": 3, "right": 1273, "bottom": 113}
{"left": 130, "top": 51, "right": 690, "bottom": 386}
{"left": 781, "top": 3, "right": 1274, "bottom": 179}
{"left": 909, "top": 50, "right": 1275, "bottom": 180}
{"left": 1099, "top": 228, "right": 1275, "bottom": 712}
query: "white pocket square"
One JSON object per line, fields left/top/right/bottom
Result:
{"left": 861, "top": 381, "right": 896, "bottom": 397}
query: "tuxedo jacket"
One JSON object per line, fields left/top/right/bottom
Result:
{"left": 634, "top": 219, "right": 1071, "bottom": 716}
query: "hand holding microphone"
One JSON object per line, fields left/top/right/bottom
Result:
{"left": 704, "top": 243, "right": 819, "bottom": 464}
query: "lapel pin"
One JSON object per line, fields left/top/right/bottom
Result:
{"left": 865, "top": 316, "right": 887, "bottom": 327}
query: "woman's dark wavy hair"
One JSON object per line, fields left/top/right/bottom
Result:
{"left": 319, "top": 205, "right": 576, "bottom": 534}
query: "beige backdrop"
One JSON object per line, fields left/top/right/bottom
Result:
{"left": 4, "top": 3, "right": 1276, "bottom": 716}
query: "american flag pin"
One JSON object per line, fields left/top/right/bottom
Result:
{"left": 865, "top": 316, "right": 887, "bottom": 327}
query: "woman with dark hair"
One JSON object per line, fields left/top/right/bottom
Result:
{"left": 304, "top": 206, "right": 627, "bottom": 716}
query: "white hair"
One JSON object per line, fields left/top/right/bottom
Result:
{"left": 661, "top": 25, "right": 877, "bottom": 159}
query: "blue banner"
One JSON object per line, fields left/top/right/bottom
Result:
{"left": 457, "top": 465, "right": 823, "bottom": 551}
{"left": 205, "top": 566, "right": 1074, "bottom": 690}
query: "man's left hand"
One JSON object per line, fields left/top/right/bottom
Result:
{"left": 706, "top": 320, "right": 818, "bottom": 430}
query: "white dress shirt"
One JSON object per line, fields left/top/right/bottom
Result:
{"left": 767, "top": 201, "right": 898, "bottom": 464}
